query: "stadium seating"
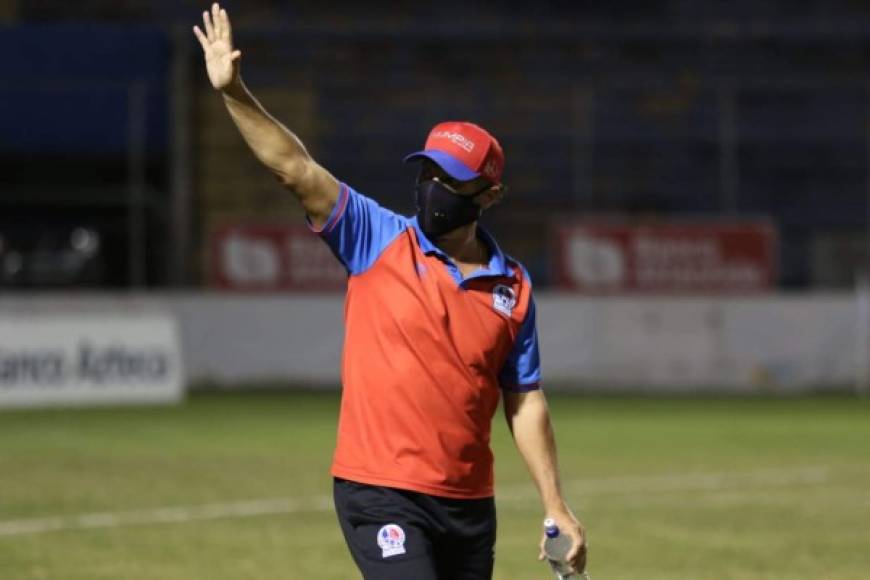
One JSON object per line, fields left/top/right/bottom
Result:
{"left": 5, "top": 0, "right": 870, "bottom": 287}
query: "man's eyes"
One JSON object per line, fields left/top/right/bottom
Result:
{"left": 419, "top": 167, "right": 465, "bottom": 191}
{"left": 424, "top": 172, "right": 458, "bottom": 188}
{"left": 441, "top": 177, "right": 462, "bottom": 189}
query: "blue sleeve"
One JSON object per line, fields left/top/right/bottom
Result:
{"left": 499, "top": 295, "right": 542, "bottom": 392}
{"left": 308, "top": 182, "right": 407, "bottom": 276}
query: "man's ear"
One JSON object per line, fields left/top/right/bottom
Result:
{"left": 477, "top": 185, "right": 504, "bottom": 210}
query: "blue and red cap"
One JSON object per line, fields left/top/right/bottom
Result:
{"left": 404, "top": 121, "right": 505, "bottom": 185}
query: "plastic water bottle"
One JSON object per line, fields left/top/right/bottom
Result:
{"left": 543, "top": 518, "right": 575, "bottom": 579}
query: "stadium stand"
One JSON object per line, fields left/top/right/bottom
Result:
{"left": 4, "top": 0, "right": 870, "bottom": 287}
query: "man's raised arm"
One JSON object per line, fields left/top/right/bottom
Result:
{"left": 193, "top": 3, "right": 340, "bottom": 227}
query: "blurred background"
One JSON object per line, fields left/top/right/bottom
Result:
{"left": 3, "top": 0, "right": 870, "bottom": 391}
{"left": 3, "top": 0, "right": 870, "bottom": 290}
{"left": 2, "top": 2, "right": 870, "bottom": 579}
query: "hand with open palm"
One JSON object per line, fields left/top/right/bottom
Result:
{"left": 193, "top": 3, "right": 241, "bottom": 91}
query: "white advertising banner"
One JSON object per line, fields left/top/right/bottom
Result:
{"left": 0, "top": 315, "right": 184, "bottom": 408}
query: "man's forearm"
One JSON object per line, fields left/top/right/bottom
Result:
{"left": 506, "top": 390, "right": 587, "bottom": 571}
{"left": 505, "top": 391, "right": 571, "bottom": 514}
{"left": 221, "top": 77, "right": 312, "bottom": 187}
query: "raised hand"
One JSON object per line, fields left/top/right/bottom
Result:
{"left": 193, "top": 3, "right": 241, "bottom": 91}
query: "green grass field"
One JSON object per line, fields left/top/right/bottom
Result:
{"left": 1, "top": 391, "right": 869, "bottom": 579}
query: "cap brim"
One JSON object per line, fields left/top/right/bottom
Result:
{"left": 403, "top": 150, "right": 480, "bottom": 181}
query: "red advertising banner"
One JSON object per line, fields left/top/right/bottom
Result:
{"left": 210, "top": 224, "right": 346, "bottom": 291}
{"left": 553, "top": 221, "right": 777, "bottom": 293}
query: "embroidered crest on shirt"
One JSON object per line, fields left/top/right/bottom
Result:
{"left": 492, "top": 285, "right": 517, "bottom": 317}
{"left": 377, "top": 524, "right": 407, "bottom": 558}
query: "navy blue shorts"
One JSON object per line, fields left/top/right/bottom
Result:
{"left": 333, "top": 478, "right": 497, "bottom": 580}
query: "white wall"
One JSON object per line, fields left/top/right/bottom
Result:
{"left": 0, "top": 292, "right": 859, "bottom": 392}
{"left": 536, "top": 294, "right": 855, "bottom": 392}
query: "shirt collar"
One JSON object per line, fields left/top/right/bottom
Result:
{"left": 410, "top": 216, "right": 512, "bottom": 278}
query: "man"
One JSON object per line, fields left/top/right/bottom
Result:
{"left": 194, "top": 4, "right": 586, "bottom": 578}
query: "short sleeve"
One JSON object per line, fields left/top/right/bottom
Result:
{"left": 308, "top": 182, "right": 407, "bottom": 276}
{"left": 498, "top": 295, "right": 542, "bottom": 392}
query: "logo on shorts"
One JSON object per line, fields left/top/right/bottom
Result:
{"left": 492, "top": 285, "right": 517, "bottom": 317}
{"left": 377, "top": 524, "right": 407, "bottom": 558}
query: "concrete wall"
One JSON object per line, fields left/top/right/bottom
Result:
{"left": 0, "top": 292, "right": 859, "bottom": 392}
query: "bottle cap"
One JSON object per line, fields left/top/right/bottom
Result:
{"left": 543, "top": 518, "right": 560, "bottom": 538}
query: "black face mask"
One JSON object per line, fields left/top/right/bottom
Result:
{"left": 415, "top": 179, "right": 485, "bottom": 238}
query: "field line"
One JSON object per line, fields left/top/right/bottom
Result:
{"left": 0, "top": 497, "right": 334, "bottom": 538}
{"left": 498, "top": 464, "right": 831, "bottom": 501}
{"left": 0, "top": 465, "right": 831, "bottom": 538}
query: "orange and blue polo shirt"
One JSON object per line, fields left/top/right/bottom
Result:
{"left": 310, "top": 183, "right": 542, "bottom": 499}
